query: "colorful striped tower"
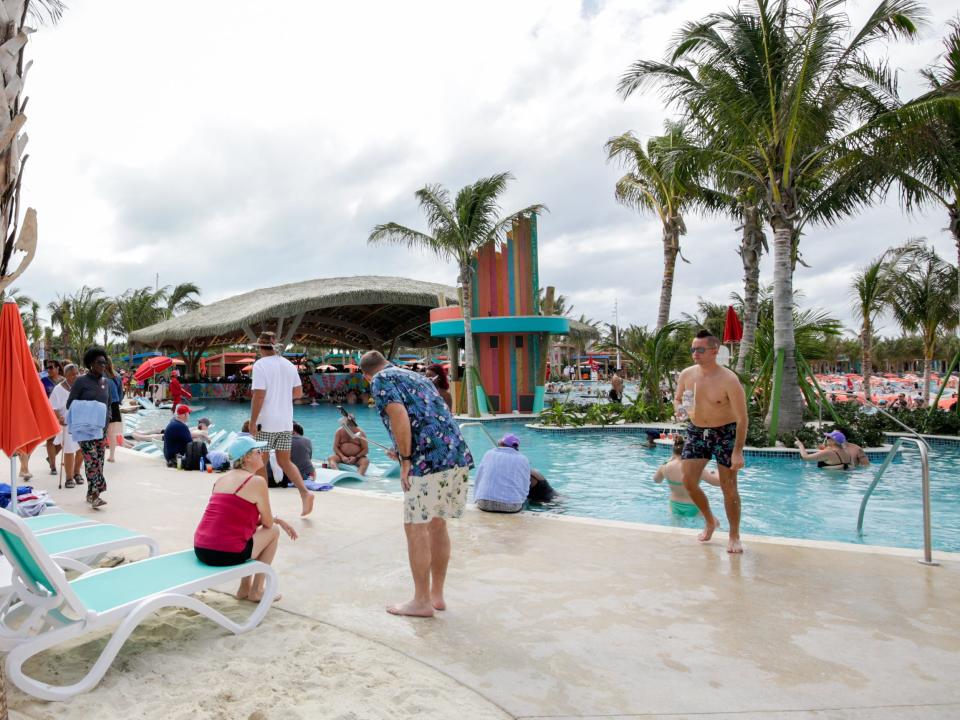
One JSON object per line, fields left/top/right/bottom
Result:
{"left": 429, "top": 214, "right": 568, "bottom": 414}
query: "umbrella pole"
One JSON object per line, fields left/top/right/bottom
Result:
{"left": 9, "top": 454, "right": 16, "bottom": 514}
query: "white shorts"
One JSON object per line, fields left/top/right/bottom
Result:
{"left": 53, "top": 429, "right": 79, "bottom": 454}
{"left": 403, "top": 466, "right": 469, "bottom": 524}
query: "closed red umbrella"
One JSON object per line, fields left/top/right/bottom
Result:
{"left": 134, "top": 355, "right": 173, "bottom": 382}
{"left": 0, "top": 300, "right": 60, "bottom": 510}
{"left": 722, "top": 305, "right": 743, "bottom": 344}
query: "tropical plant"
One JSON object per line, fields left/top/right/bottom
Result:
{"left": 888, "top": 244, "right": 959, "bottom": 404}
{"left": 607, "top": 321, "right": 687, "bottom": 416}
{"left": 619, "top": 0, "right": 927, "bottom": 432}
{"left": 538, "top": 401, "right": 585, "bottom": 427}
{"left": 851, "top": 253, "right": 894, "bottom": 403}
{"left": 605, "top": 121, "right": 701, "bottom": 331}
{"left": 369, "top": 172, "right": 546, "bottom": 417}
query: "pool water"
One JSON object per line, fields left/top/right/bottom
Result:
{"left": 196, "top": 400, "right": 960, "bottom": 553}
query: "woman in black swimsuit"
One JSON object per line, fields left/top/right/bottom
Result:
{"left": 794, "top": 431, "right": 853, "bottom": 470}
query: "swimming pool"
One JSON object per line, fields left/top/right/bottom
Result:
{"left": 193, "top": 401, "right": 960, "bottom": 553}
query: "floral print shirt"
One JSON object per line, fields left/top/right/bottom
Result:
{"left": 372, "top": 365, "right": 473, "bottom": 477}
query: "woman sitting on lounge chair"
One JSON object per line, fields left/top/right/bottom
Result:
{"left": 194, "top": 436, "right": 298, "bottom": 601}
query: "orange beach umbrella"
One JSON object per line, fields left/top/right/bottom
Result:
{"left": 0, "top": 300, "right": 60, "bottom": 510}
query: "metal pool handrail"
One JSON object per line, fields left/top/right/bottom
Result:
{"left": 856, "top": 435, "right": 937, "bottom": 566}
{"left": 459, "top": 422, "right": 499, "bottom": 448}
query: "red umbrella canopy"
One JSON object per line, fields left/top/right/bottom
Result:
{"left": 0, "top": 300, "right": 60, "bottom": 456}
{"left": 134, "top": 355, "right": 173, "bottom": 382}
{"left": 722, "top": 305, "right": 743, "bottom": 344}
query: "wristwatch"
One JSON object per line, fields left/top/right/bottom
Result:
{"left": 399, "top": 454, "right": 413, "bottom": 462}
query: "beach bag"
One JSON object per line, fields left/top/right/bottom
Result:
{"left": 182, "top": 441, "right": 208, "bottom": 471}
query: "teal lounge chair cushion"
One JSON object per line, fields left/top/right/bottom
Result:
{"left": 70, "top": 550, "right": 253, "bottom": 614}
{"left": 23, "top": 514, "right": 91, "bottom": 533}
{"left": 37, "top": 525, "right": 146, "bottom": 556}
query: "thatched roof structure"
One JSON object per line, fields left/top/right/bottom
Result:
{"left": 130, "top": 275, "right": 458, "bottom": 351}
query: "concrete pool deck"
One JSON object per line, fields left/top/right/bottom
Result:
{"left": 7, "top": 446, "right": 960, "bottom": 719}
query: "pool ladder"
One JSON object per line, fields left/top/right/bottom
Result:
{"left": 857, "top": 436, "right": 938, "bottom": 566}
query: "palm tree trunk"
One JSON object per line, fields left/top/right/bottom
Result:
{"left": 951, "top": 204, "right": 959, "bottom": 346}
{"left": 862, "top": 318, "right": 873, "bottom": 404}
{"left": 656, "top": 221, "right": 680, "bottom": 332}
{"left": 923, "top": 351, "right": 933, "bottom": 406}
{"left": 735, "top": 205, "right": 763, "bottom": 375}
{"left": 766, "top": 216, "right": 804, "bottom": 433}
{"left": 461, "top": 271, "right": 478, "bottom": 417}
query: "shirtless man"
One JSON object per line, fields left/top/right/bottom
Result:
{"left": 674, "top": 329, "right": 748, "bottom": 553}
{"left": 609, "top": 371, "right": 624, "bottom": 403}
{"left": 328, "top": 422, "right": 370, "bottom": 475}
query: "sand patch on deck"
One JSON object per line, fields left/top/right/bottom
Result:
{"left": 8, "top": 590, "right": 508, "bottom": 720}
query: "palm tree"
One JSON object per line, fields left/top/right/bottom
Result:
{"left": 619, "top": 0, "right": 926, "bottom": 432}
{"left": 369, "top": 172, "right": 546, "bottom": 417}
{"left": 163, "top": 282, "right": 202, "bottom": 318}
{"left": 48, "top": 286, "right": 113, "bottom": 358}
{"left": 889, "top": 244, "right": 959, "bottom": 404}
{"left": 851, "top": 253, "right": 894, "bottom": 403}
{"left": 0, "top": 0, "right": 66, "bottom": 300}
{"left": 605, "top": 121, "right": 700, "bottom": 331}
{"left": 870, "top": 20, "right": 960, "bottom": 336}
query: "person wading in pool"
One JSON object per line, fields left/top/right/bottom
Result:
{"left": 674, "top": 329, "right": 748, "bottom": 553}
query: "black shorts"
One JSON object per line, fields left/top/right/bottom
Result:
{"left": 109, "top": 402, "right": 122, "bottom": 424}
{"left": 194, "top": 538, "right": 254, "bottom": 567}
{"left": 681, "top": 422, "right": 737, "bottom": 468}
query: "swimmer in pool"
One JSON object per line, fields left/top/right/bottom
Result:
{"left": 327, "top": 417, "right": 370, "bottom": 475}
{"left": 653, "top": 436, "right": 721, "bottom": 516}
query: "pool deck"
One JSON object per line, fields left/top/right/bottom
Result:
{"left": 9, "top": 446, "right": 960, "bottom": 718}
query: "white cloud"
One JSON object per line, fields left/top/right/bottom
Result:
{"left": 12, "top": 0, "right": 959, "bottom": 336}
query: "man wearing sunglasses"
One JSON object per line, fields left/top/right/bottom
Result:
{"left": 674, "top": 329, "right": 748, "bottom": 553}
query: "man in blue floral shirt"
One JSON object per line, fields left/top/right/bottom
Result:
{"left": 361, "top": 350, "right": 473, "bottom": 618}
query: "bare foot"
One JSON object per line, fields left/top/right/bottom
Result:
{"left": 728, "top": 537, "right": 744, "bottom": 554}
{"left": 246, "top": 591, "right": 281, "bottom": 603}
{"left": 107, "top": 457, "right": 115, "bottom": 463}
{"left": 386, "top": 600, "right": 434, "bottom": 618}
{"left": 699, "top": 517, "right": 720, "bottom": 543}
{"left": 300, "top": 492, "right": 315, "bottom": 517}
{"left": 431, "top": 595, "right": 446, "bottom": 611}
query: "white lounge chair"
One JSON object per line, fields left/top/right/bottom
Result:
{"left": 0, "top": 509, "right": 277, "bottom": 700}
{"left": 0, "top": 519, "right": 159, "bottom": 616}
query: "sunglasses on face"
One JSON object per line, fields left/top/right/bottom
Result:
{"left": 690, "top": 347, "right": 712, "bottom": 354}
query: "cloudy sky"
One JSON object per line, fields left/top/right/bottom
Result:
{"left": 14, "top": 0, "right": 959, "bottom": 339}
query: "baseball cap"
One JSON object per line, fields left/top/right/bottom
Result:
{"left": 500, "top": 433, "right": 520, "bottom": 450}
{"left": 824, "top": 430, "right": 846, "bottom": 444}
{"left": 226, "top": 435, "right": 268, "bottom": 462}
{"left": 175, "top": 405, "right": 192, "bottom": 416}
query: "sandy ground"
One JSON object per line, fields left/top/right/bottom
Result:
{"left": 3, "top": 444, "right": 960, "bottom": 719}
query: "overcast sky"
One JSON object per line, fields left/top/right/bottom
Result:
{"left": 14, "top": 0, "right": 959, "bottom": 340}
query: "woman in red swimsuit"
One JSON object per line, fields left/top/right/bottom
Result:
{"left": 194, "top": 436, "right": 298, "bottom": 602}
